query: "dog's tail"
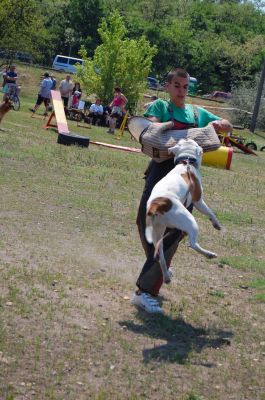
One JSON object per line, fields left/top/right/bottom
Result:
{"left": 145, "top": 214, "right": 154, "bottom": 244}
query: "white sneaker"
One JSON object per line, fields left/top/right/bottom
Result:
{"left": 131, "top": 292, "right": 164, "bottom": 314}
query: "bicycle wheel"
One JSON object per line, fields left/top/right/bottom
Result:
{"left": 245, "top": 142, "right": 257, "bottom": 151}
{"left": 12, "top": 95, "right": 20, "bottom": 111}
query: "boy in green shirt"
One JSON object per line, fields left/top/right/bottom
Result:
{"left": 132, "top": 68, "right": 232, "bottom": 314}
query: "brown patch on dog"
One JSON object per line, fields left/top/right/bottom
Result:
{"left": 0, "top": 98, "right": 13, "bottom": 123}
{"left": 189, "top": 171, "right": 201, "bottom": 202}
{"left": 181, "top": 172, "right": 191, "bottom": 207}
{"left": 181, "top": 170, "right": 201, "bottom": 202}
{"left": 147, "top": 197, "right": 172, "bottom": 216}
{"left": 181, "top": 172, "right": 190, "bottom": 185}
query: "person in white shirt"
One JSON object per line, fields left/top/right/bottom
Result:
{"left": 59, "top": 75, "right": 74, "bottom": 107}
{"left": 89, "top": 98, "right": 104, "bottom": 125}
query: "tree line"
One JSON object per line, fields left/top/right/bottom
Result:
{"left": 0, "top": 0, "right": 265, "bottom": 93}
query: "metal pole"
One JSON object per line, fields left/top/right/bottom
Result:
{"left": 250, "top": 59, "right": 265, "bottom": 133}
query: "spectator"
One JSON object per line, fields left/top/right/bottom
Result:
{"left": 72, "top": 82, "right": 82, "bottom": 97}
{"left": 107, "top": 87, "right": 128, "bottom": 134}
{"left": 50, "top": 75, "right": 57, "bottom": 90}
{"left": 70, "top": 82, "right": 82, "bottom": 108}
{"left": 71, "top": 90, "right": 82, "bottom": 109}
{"left": 89, "top": 98, "right": 104, "bottom": 125}
{"left": 29, "top": 72, "right": 53, "bottom": 116}
{"left": 3, "top": 64, "right": 18, "bottom": 100}
{"left": 59, "top": 75, "right": 74, "bottom": 107}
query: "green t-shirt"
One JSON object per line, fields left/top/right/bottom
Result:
{"left": 143, "top": 99, "right": 220, "bottom": 128}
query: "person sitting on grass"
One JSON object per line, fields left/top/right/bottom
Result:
{"left": 89, "top": 98, "right": 104, "bottom": 125}
{"left": 71, "top": 90, "right": 82, "bottom": 109}
{"left": 29, "top": 72, "right": 53, "bottom": 116}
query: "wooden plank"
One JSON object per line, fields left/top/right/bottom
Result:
{"left": 45, "top": 90, "right": 70, "bottom": 134}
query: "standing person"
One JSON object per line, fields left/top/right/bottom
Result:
{"left": 107, "top": 87, "right": 127, "bottom": 134}
{"left": 59, "top": 75, "right": 74, "bottom": 108}
{"left": 131, "top": 67, "right": 233, "bottom": 314}
{"left": 89, "top": 98, "right": 104, "bottom": 125}
{"left": 50, "top": 75, "right": 57, "bottom": 90}
{"left": 29, "top": 72, "right": 53, "bottom": 116}
{"left": 3, "top": 64, "right": 18, "bottom": 100}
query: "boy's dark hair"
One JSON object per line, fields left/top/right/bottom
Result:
{"left": 166, "top": 68, "right": 190, "bottom": 83}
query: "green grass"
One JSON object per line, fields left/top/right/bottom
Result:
{"left": 219, "top": 256, "right": 265, "bottom": 273}
{"left": 0, "top": 63, "right": 265, "bottom": 400}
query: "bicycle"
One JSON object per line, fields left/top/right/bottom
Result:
{"left": 6, "top": 83, "right": 20, "bottom": 111}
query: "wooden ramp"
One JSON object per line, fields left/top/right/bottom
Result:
{"left": 44, "top": 90, "right": 70, "bottom": 133}
{"left": 44, "top": 91, "right": 89, "bottom": 147}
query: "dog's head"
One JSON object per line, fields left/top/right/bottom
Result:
{"left": 0, "top": 97, "right": 13, "bottom": 122}
{"left": 2, "top": 97, "right": 13, "bottom": 110}
{"left": 168, "top": 138, "right": 203, "bottom": 167}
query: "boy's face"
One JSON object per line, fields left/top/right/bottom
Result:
{"left": 166, "top": 76, "right": 189, "bottom": 108}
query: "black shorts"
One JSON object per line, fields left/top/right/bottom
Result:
{"left": 36, "top": 94, "right": 50, "bottom": 106}
{"left": 110, "top": 112, "right": 120, "bottom": 118}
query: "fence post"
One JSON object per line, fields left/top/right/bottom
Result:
{"left": 249, "top": 59, "right": 265, "bottom": 133}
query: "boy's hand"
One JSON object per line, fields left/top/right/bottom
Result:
{"left": 210, "top": 119, "right": 233, "bottom": 134}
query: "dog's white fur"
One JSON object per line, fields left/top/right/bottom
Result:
{"left": 145, "top": 138, "right": 221, "bottom": 284}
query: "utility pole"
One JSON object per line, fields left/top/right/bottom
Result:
{"left": 250, "top": 59, "right": 265, "bottom": 133}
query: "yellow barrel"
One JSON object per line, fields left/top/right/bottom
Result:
{"left": 202, "top": 146, "right": 233, "bottom": 170}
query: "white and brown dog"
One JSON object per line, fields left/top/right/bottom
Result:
{"left": 145, "top": 138, "right": 221, "bottom": 284}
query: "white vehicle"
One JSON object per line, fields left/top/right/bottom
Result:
{"left": 52, "top": 55, "right": 84, "bottom": 73}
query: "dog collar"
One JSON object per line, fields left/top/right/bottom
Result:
{"left": 174, "top": 156, "right": 198, "bottom": 166}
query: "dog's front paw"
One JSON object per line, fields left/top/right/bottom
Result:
{"left": 206, "top": 252, "right": 217, "bottom": 259}
{"left": 164, "top": 275, "right": 171, "bottom": 284}
{"left": 213, "top": 222, "right": 221, "bottom": 230}
{"left": 210, "top": 218, "right": 221, "bottom": 230}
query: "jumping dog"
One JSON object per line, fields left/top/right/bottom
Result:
{"left": 145, "top": 138, "right": 221, "bottom": 283}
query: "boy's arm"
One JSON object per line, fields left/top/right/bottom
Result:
{"left": 210, "top": 119, "right": 233, "bottom": 134}
{"left": 148, "top": 116, "right": 161, "bottom": 122}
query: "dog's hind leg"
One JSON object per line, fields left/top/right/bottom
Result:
{"left": 150, "top": 224, "right": 171, "bottom": 284}
{"left": 168, "top": 206, "right": 218, "bottom": 259}
{"left": 155, "top": 237, "right": 171, "bottom": 284}
{"left": 193, "top": 199, "right": 221, "bottom": 230}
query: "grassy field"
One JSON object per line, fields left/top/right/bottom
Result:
{"left": 0, "top": 64, "right": 265, "bottom": 400}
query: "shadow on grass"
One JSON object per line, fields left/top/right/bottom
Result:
{"left": 119, "top": 312, "right": 233, "bottom": 366}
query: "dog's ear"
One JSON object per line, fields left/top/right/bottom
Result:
{"left": 196, "top": 145, "right": 203, "bottom": 157}
{"left": 168, "top": 144, "right": 180, "bottom": 155}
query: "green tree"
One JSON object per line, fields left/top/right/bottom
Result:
{"left": 0, "top": 0, "right": 50, "bottom": 65}
{"left": 77, "top": 11, "right": 156, "bottom": 111}
{"left": 65, "top": 0, "right": 104, "bottom": 56}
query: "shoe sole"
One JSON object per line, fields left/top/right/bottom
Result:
{"left": 131, "top": 299, "right": 164, "bottom": 314}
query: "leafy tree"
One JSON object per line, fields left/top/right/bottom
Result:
{"left": 0, "top": 0, "right": 50, "bottom": 65}
{"left": 230, "top": 71, "right": 265, "bottom": 129}
{"left": 65, "top": 0, "right": 105, "bottom": 57}
{"left": 77, "top": 11, "right": 156, "bottom": 111}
